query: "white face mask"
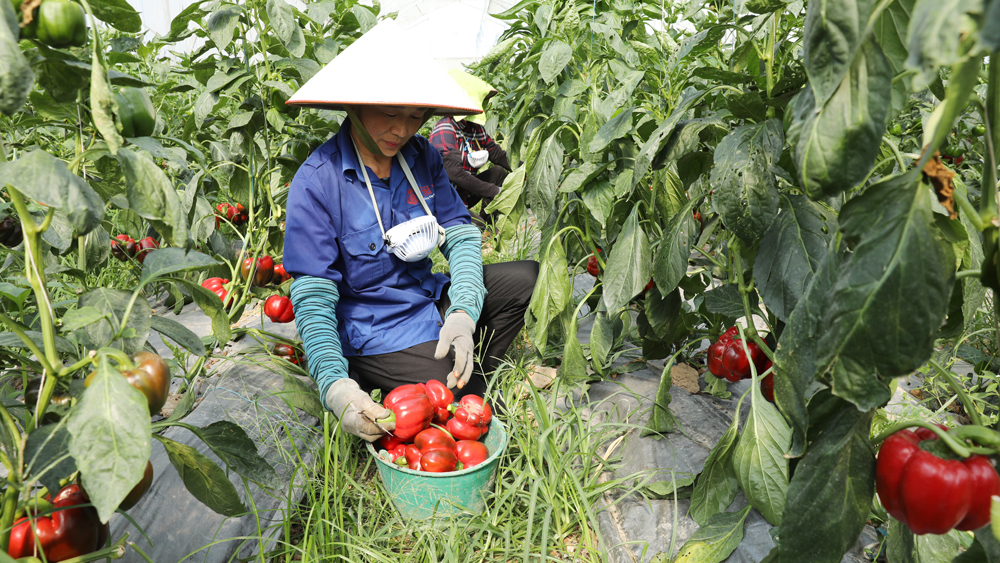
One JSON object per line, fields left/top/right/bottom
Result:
{"left": 467, "top": 149, "right": 489, "bottom": 169}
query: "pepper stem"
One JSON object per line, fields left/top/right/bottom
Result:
{"left": 871, "top": 420, "right": 972, "bottom": 458}
{"left": 928, "top": 359, "right": 986, "bottom": 427}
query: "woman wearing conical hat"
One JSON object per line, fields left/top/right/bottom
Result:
{"left": 282, "top": 20, "right": 538, "bottom": 442}
{"left": 429, "top": 70, "right": 513, "bottom": 229}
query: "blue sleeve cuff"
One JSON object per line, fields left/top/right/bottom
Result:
{"left": 439, "top": 224, "right": 486, "bottom": 322}
{"left": 290, "top": 276, "right": 348, "bottom": 408}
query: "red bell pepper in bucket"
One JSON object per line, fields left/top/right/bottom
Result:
{"left": 424, "top": 379, "right": 454, "bottom": 424}
{"left": 456, "top": 440, "right": 489, "bottom": 469}
{"left": 381, "top": 393, "right": 433, "bottom": 441}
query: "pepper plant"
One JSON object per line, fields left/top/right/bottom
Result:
{"left": 477, "top": 0, "right": 1000, "bottom": 560}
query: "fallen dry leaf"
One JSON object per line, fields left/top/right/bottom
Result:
{"left": 922, "top": 151, "right": 957, "bottom": 219}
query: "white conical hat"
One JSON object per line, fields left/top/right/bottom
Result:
{"left": 287, "top": 19, "right": 482, "bottom": 116}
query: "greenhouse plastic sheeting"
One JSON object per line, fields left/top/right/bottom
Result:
{"left": 109, "top": 302, "right": 322, "bottom": 563}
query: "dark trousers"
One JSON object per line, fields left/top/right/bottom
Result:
{"left": 460, "top": 166, "right": 509, "bottom": 229}
{"left": 348, "top": 260, "right": 538, "bottom": 400}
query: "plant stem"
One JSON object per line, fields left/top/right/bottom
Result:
{"left": 928, "top": 359, "right": 985, "bottom": 427}
{"left": 984, "top": 54, "right": 999, "bottom": 222}
{"left": 0, "top": 312, "right": 55, "bottom": 376}
{"left": 871, "top": 420, "right": 972, "bottom": 457}
{"left": 951, "top": 424, "right": 1000, "bottom": 450}
{"left": 0, "top": 481, "right": 19, "bottom": 551}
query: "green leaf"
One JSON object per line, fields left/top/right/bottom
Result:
{"left": 139, "top": 248, "right": 219, "bottom": 286}
{"left": 68, "top": 355, "right": 152, "bottom": 522}
{"left": 349, "top": 4, "right": 376, "bottom": 33}
{"left": 167, "top": 278, "right": 232, "bottom": 345}
{"left": 703, "top": 284, "right": 757, "bottom": 319}
{"left": 777, "top": 404, "right": 874, "bottom": 562}
{"left": 773, "top": 242, "right": 839, "bottom": 456}
{"left": 588, "top": 107, "right": 635, "bottom": 153}
{"left": 905, "top": 0, "right": 979, "bottom": 90}
{"left": 83, "top": 224, "right": 111, "bottom": 269}
{"left": 727, "top": 91, "right": 766, "bottom": 122}
{"left": 802, "top": 0, "right": 877, "bottom": 105}
{"left": 196, "top": 421, "right": 277, "bottom": 485}
{"left": 0, "top": 332, "right": 77, "bottom": 355}
{"left": 61, "top": 306, "right": 109, "bottom": 333}
{"left": 601, "top": 207, "right": 652, "bottom": 313}
{"left": 91, "top": 48, "right": 122, "bottom": 155}
{"left": 267, "top": 0, "right": 305, "bottom": 57}
{"left": 641, "top": 472, "right": 695, "bottom": 499}
{"left": 589, "top": 312, "right": 614, "bottom": 370}
{"left": 538, "top": 40, "right": 572, "bottom": 84}
{"left": 754, "top": 195, "right": 837, "bottom": 322}
{"left": 526, "top": 236, "right": 571, "bottom": 355}
{"left": 153, "top": 435, "right": 248, "bottom": 517}
{"left": 281, "top": 372, "right": 324, "bottom": 420}
{"left": 557, "top": 312, "right": 590, "bottom": 382}
{"left": 24, "top": 422, "right": 77, "bottom": 494}
{"left": 79, "top": 288, "right": 152, "bottom": 355}
{"left": 558, "top": 162, "right": 602, "bottom": 194}
{"left": 89, "top": 0, "right": 141, "bottom": 32}
{"left": 633, "top": 90, "right": 705, "bottom": 188}
{"left": 788, "top": 40, "right": 892, "bottom": 200}
{"left": 888, "top": 519, "right": 965, "bottom": 562}
{"left": 673, "top": 505, "right": 752, "bottom": 562}
{"left": 652, "top": 200, "right": 698, "bottom": 296}
{"left": 526, "top": 132, "right": 564, "bottom": 226}
{"left": 872, "top": 0, "right": 915, "bottom": 118}
{"left": 710, "top": 120, "right": 782, "bottom": 242}
{"left": 117, "top": 148, "right": 189, "bottom": 247}
{"left": 0, "top": 3, "right": 33, "bottom": 116}
{"left": 1, "top": 150, "right": 105, "bottom": 235}
{"left": 149, "top": 315, "right": 206, "bottom": 357}
{"left": 206, "top": 5, "right": 243, "bottom": 53}
{"left": 733, "top": 395, "right": 791, "bottom": 525}
{"left": 689, "top": 408, "right": 741, "bottom": 526}
{"left": 581, "top": 180, "right": 617, "bottom": 228}
{"left": 816, "top": 173, "right": 955, "bottom": 393}
{"left": 643, "top": 361, "right": 677, "bottom": 435}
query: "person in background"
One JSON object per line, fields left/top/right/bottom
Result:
{"left": 281, "top": 20, "right": 538, "bottom": 442}
{"left": 429, "top": 70, "right": 512, "bottom": 230}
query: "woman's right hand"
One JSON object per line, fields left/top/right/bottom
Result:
{"left": 325, "top": 378, "right": 395, "bottom": 441}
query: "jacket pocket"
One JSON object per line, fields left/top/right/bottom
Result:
{"left": 339, "top": 224, "right": 387, "bottom": 291}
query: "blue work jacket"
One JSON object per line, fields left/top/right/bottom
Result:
{"left": 283, "top": 122, "right": 472, "bottom": 357}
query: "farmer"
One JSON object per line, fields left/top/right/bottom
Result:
{"left": 281, "top": 20, "right": 538, "bottom": 442}
{"left": 429, "top": 70, "right": 512, "bottom": 229}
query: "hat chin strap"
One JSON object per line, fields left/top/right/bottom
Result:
{"left": 344, "top": 106, "right": 384, "bottom": 157}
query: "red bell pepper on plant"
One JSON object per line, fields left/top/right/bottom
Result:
{"left": 271, "top": 263, "right": 291, "bottom": 285}
{"left": 8, "top": 484, "right": 104, "bottom": 561}
{"left": 456, "top": 440, "right": 489, "bottom": 468}
{"left": 586, "top": 249, "right": 601, "bottom": 277}
{"left": 110, "top": 234, "right": 136, "bottom": 261}
{"left": 760, "top": 373, "right": 774, "bottom": 403}
{"left": 875, "top": 426, "right": 1000, "bottom": 534}
{"left": 264, "top": 295, "right": 295, "bottom": 323}
{"left": 707, "top": 326, "right": 766, "bottom": 382}
{"left": 272, "top": 342, "right": 301, "bottom": 364}
{"left": 119, "top": 460, "right": 154, "bottom": 511}
{"left": 201, "top": 277, "right": 232, "bottom": 307}
{"left": 134, "top": 236, "right": 158, "bottom": 264}
{"left": 241, "top": 256, "right": 275, "bottom": 286}
{"left": 424, "top": 379, "right": 454, "bottom": 424}
{"left": 0, "top": 216, "right": 23, "bottom": 247}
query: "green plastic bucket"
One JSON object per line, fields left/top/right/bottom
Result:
{"left": 366, "top": 418, "right": 508, "bottom": 520}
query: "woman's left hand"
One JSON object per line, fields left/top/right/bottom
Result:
{"left": 434, "top": 311, "right": 476, "bottom": 389}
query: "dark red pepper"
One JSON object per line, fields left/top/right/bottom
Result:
{"left": 586, "top": 249, "right": 601, "bottom": 277}
{"left": 0, "top": 216, "right": 23, "bottom": 247}
{"left": 875, "top": 426, "right": 1000, "bottom": 534}
{"left": 110, "top": 234, "right": 136, "bottom": 262}
{"left": 272, "top": 342, "right": 301, "bottom": 364}
{"left": 8, "top": 484, "right": 104, "bottom": 561}
{"left": 271, "top": 263, "right": 292, "bottom": 285}
{"left": 707, "top": 326, "right": 766, "bottom": 382}
{"left": 134, "top": 236, "right": 158, "bottom": 264}
{"left": 264, "top": 295, "right": 295, "bottom": 323}
{"left": 456, "top": 440, "right": 489, "bottom": 468}
{"left": 241, "top": 256, "right": 275, "bottom": 287}
{"left": 424, "top": 379, "right": 454, "bottom": 424}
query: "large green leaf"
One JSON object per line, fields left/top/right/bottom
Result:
{"left": 581, "top": 180, "right": 617, "bottom": 228}
{"left": 91, "top": 47, "right": 122, "bottom": 155}
{"left": 118, "top": 148, "right": 189, "bottom": 247}
{"left": 601, "top": 207, "right": 652, "bottom": 313}
{"left": 887, "top": 519, "right": 965, "bottom": 562}
{"left": 267, "top": 0, "right": 305, "bottom": 58}
{"left": 24, "top": 422, "right": 77, "bottom": 494}
{"left": 777, "top": 403, "right": 874, "bottom": 562}
{"left": 206, "top": 5, "right": 243, "bottom": 53}
{"left": 195, "top": 421, "right": 277, "bottom": 485}
{"left": 732, "top": 396, "right": 791, "bottom": 525}
{"left": 525, "top": 132, "right": 563, "bottom": 226}
{"left": 282, "top": 372, "right": 324, "bottom": 420}
{"left": 149, "top": 315, "right": 206, "bottom": 357}
{"left": 652, "top": 199, "right": 698, "bottom": 297}
{"left": 526, "top": 236, "right": 571, "bottom": 355}
{"left": 588, "top": 107, "right": 635, "bottom": 153}
{"left": 754, "top": 195, "right": 837, "bottom": 322}
{"left": 689, "top": 406, "right": 742, "bottom": 525}
{"left": 139, "top": 248, "right": 219, "bottom": 286}
{"left": 0, "top": 1, "right": 33, "bottom": 116}
{"left": 538, "top": 40, "right": 572, "bottom": 84}
{"left": 905, "top": 0, "right": 979, "bottom": 90}
{"left": 1, "top": 150, "right": 104, "bottom": 235}
{"left": 83, "top": 224, "right": 111, "bottom": 270}
{"left": 89, "top": 0, "right": 141, "bottom": 32}
{"left": 633, "top": 89, "right": 704, "bottom": 188}
{"left": 789, "top": 40, "right": 892, "bottom": 200}
{"left": 153, "top": 435, "right": 247, "bottom": 517}
{"left": 68, "top": 355, "right": 151, "bottom": 522}
{"left": 872, "top": 0, "right": 915, "bottom": 117}
{"left": 78, "top": 288, "right": 152, "bottom": 355}
{"left": 710, "top": 120, "right": 782, "bottom": 242}
{"left": 773, "top": 242, "right": 840, "bottom": 456}
{"left": 816, "top": 173, "right": 955, "bottom": 401}
{"left": 672, "top": 505, "right": 751, "bottom": 562}
{"left": 802, "top": 0, "right": 878, "bottom": 105}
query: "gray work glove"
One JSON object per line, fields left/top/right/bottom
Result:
{"left": 325, "top": 378, "right": 394, "bottom": 441}
{"left": 434, "top": 310, "right": 477, "bottom": 389}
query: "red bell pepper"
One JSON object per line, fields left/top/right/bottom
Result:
{"left": 876, "top": 426, "right": 1000, "bottom": 534}
{"left": 707, "top": 326, "right": 767, "bottom": 382}
{"left": 134, "top": 236, "right": 159, "bottom": 264}
{"left": 424, "top": 379, "right": 454, "bottom": 424}
{"left": 456, "top": 440, "right": 489, "bottom": 468}
{"left": 272, "top": 342, "right": 301, "bottom": 364}
{"left": 383, "top": 393, "right": 434, "bottom": 441}
{"left": 453, "top": 395, "right": 492, "bottom": 428}
{"left": 264, "top": 295, "right": 295, "bottom": 323}
{"left": 110, "top": 234, "right": 136, "bottom": 262}
{"left": 383, "top": 384, "right": 427, "bottom": 411}
{"left": 8, "top": 484, "right": 104, "bottom": 561}
{"left": 271, "top": 263, "right": 292, "bottom": 285}
{"left": 446, "top": 416, "right": 485, "bottom": 441}
{"left": 201, "top": 278, "right": 232, "bottom": 307}
{"left": 586, "top": 249, "right": 601, "bottom": 277}
{"left": 405, "top": 428, "right": 461, "bottom": 472}
{"left": 414, "top": 427, "right": 456, "bottom": 453}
